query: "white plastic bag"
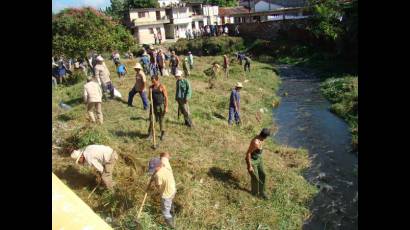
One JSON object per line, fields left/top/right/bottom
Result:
{"left": 113, "top": 88, "right": 122, "bottom": 98}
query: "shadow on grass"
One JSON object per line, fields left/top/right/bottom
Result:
{"left": 54, "top": 165, "right": 97, "bottom": 190}
{"left": 212, "top": 112, "right": 226, "bottom": 120}
{"left": 130, "top": 116, "right": 148, "bottom": 121}
{"left": 207, "top": 167, "right": 251, "bottom": 194}
{"left": 64, "top": 97, "right": 83, "bottom": 106}
{"left": 112, "top": 130, "right": 147, "bottom": 139}
{"left": 57, "top": 113, "right": 73, "bottom": 122}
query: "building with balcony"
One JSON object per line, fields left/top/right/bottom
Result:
{"left": 126, "top": 8, "right": 170, "bottom": 44}
{"left": 164, "top": 6, "right": 193, "bottom": 39}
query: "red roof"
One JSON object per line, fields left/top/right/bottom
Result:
{"left": 219, "top": 6, "right": 249, "bottom": 16}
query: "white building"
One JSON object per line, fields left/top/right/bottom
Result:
{"left": 164, "top": 6, "right": 193, "bottom": 39}
{"left": 126, "top": 8, "right": 170, "bottom": 44}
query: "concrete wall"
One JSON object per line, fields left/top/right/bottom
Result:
{"left": 130, "top": 9, "right": 167, "bottom": 24}
{"left": 227, "top": 19, "right": 310, "bottom": 41}
{"left": 134, "top": 25, "right": 166, "bottom": 44}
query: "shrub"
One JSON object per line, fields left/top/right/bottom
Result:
{"left": 129, "top": 44, "right": 144, "bottom": 57}
{"left": 63, "top": 70, "right": 86, "bottom": 86}
{"left": 66, "top": 125, "right": 110, "bottom": 149}
{"left": 171, "top": 36, "right": 245, "bottom": 56}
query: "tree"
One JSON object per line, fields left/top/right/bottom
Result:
{"left": 307, "top": 0, "right": 344, "bottom": 41}
{"left": 105, "top": 0, "right": 126, "bottom": 20}
{"left": 52, "top": 7, "right": 134, "bottom": 59}
{"left": 126, "top": 0, "right": 159, "bottom": 9}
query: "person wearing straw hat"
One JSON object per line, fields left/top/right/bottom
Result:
{"left": 94, "top": 55, "right": 114, "bottom": 99}
{"left": 147, "top": 74, "right": 168, "bottom": 141}
{"left": 228, "top": 82, "right": 243, "bottom": 125}
{"left": 175, "top": 70, "right": 193, "bottom": 127}
{"left": 128, "top": 63, "right": 149, "bottom": 110}
{"left": 84, "top": 76, "right": 103, "bottom": 124}
{"left": 147, "top": 152, "right": 176, "bottom": 228}
{"left": 71, "top": 145, "right": 118, "bottom": 192}
{"left": 245, "top": 128, "right": 271, "bottom": 200}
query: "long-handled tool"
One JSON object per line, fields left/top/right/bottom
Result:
{"left": 136, "top": 175, "right": 155, "bottom": 227}
{"left": 88, "top": 180, "right": 101, "bottom": 200}
{"left": 149, "top": 89, "right": 157, "bottom": 149}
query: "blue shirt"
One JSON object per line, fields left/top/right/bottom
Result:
{"left": 229, "top": 89, "right": 240, "bottom": 108}
{"left": 141, "top": 55, "right": 150, "bottom": 65}
{"left": 117, "top": 64, "right": 126, "bottom": 74}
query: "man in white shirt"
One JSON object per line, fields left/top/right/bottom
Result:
{"left": 84, "top": 76, "right": 103, "bottom": 124}
{"left": 71, "top": 145, "right": 118, "bottom": 191}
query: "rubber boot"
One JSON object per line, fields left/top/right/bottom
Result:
{"left": 160, "top": 131, "right": 165, "bottom": 141}
{"left": 165, "top": 217, "right": 175, "bottom": 229}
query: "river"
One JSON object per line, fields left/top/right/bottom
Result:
{"left": 272, "top": 65, "right": 358, "bottom": 230}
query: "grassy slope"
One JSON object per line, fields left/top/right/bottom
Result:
{"left": 52, "top": 55, "right": 317, "bottom": 229}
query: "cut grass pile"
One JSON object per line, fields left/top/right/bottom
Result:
{"left": 52, "top": 54, "right": 317, "bottom": 229}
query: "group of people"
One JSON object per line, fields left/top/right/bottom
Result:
{"left": 64, "top": 47, "right": 273, "bottom": 228}
{"left": 183, "top": 24, "right": 230, "bottom": 40}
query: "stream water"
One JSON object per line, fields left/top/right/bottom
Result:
{"left": 272, "top": 65, "right": 358, "bottom": 230}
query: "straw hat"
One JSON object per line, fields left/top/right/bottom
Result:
{"left": 96, "top": 55, "right": 104, "bottom": 61}
{"left": 175, "top": 70, "right": 183, "bottom": 77}
{"left": 71, "top": 150, "right": 83, "bottom": 164}
{"left": 235, "top": 82, "right": 243, "bottom": 88}
{"left": 133, "top": 63, "right": 142, "bottom": 69}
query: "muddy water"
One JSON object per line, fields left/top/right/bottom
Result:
{"left": 272, "top": 65, "right": 358, "bottom": 230}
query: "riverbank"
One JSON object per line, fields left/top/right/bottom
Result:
{"left": 52, "top": 55, "right": 317, "bottom": 229}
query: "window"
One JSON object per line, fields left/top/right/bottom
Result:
{"left": 138, "top": 12, "right": 146, "bottom": 18}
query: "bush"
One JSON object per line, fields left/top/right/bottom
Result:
{"left": 66, "top": 125, "right": 110, "bottom": 149}
{"left": 63, "top": 70, "right": 86, "bottom": 86}
{"left": 129, "top": 44, "right": 144, "bottom": 57}
{"left": 171, "top": 36, "right": 245, "bottom": 56}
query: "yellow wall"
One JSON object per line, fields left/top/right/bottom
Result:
{"left": 52, "top": 173, "right": 113, "bottom": 230}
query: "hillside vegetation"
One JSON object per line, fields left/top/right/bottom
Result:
{"left": 52, "top": 55, "right": 317, "bottom": 229}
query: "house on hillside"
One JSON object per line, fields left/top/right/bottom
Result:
{"left": 125, "top": 8, "right": 169, "bottom": 44}
{"left": 164, "top": 6, "right": 193, "bottom": 39}
{"left": 237, "top": 0, "right": 308, "bottom": 22}
{"left": 218, "top": 6, "right": 249, "bottom": 24}
{"left": 239, "top": 0, "right": 307, "bottom": 11}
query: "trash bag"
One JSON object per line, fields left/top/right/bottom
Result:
{"left": 113, "top": 88, "right": 122, "bottom": 98}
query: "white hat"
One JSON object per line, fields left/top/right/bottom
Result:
{"left": 96, "top": 55, "right": 104, "bottom": 61}
{"left": 175, "top": 70, "right": 183, "bottom": 77}
{"left": 133, "top": 63, "right": 142, "bottom": 69}
{"left": 71, "top": 150, "right": 83, "bottom": 164}
{"left": 235, "top": 82, "right": 243, "bottom": 88}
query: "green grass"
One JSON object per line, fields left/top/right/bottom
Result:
{"left": 320, "top": 76, "right": 358, "bottom": 150}
{"left": 52, "top": 55, "right": 317, "bottom": 229}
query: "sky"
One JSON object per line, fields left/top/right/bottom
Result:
{"left": 52, "top": 0, "right": 111, "bottom": 13}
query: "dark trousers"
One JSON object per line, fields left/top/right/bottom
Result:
{"left": 244, "top": 63, "right": 250, "bottom": 72}
{"left": 177, "top": 99, "right": 192, "bottom": 126}
{"left": 228, "top": 107, "right": 240, "bottom": 125}
{"left": 103, "top": 81, "right": 114, "bottom": 98}
{"left": 128, "top": 87, "right": 149, "bottom": 109}
{"left": 158, "top": 65, "right": 164, "bottom": 76}
{"left": 148, "top": 103, "right": 165, "bottom": 134}
{"left": 250, "top": 157, "right": 266, "bottom": 197}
